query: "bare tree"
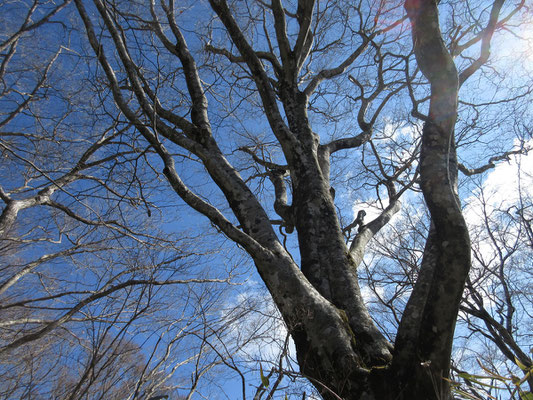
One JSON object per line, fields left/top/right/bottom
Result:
{"left": 0, "top": 3, "right": 247, "bottom": 398}
{"left": 456, "top": 160, "right": 533, "bottom": 398}
{"left": 365, "top": 159, "right": 533, "bottom": 399}
{"left": 2, "top": 0, "right": 532, "bottom": 399}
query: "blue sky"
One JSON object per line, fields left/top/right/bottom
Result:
{"left": 1, "top": 0, "right": 533, "bottom": 399}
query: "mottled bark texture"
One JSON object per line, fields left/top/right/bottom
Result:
{"left": 391, "top": 1, "right": 471, "bottom": 399}
{"left": 73, "top": 0, "right": 495, "bottom": 398}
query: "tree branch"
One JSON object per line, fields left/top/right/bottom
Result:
{"left": 458, "top": 148, "right": 528, "bottom": 176}
{"left": 458, "top": 0, "right": 505, "bottom": 86}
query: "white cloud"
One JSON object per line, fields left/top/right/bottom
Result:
{"left": 478, "top": 149, "right": 532, "bottom": 206}
{"left": 220, "top": 281, "right": 294, "bottom": 364}
{"left": 361, "top": 284, "right": 385, "bottom": 303}
{"left": 464, "top": 142, "right": 533, "bottom": 226}
{"left": 461, "top": 142, "right": 533, "bottom": 311}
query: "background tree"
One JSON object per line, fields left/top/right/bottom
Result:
{"left": 1, "top": 0, "right": 532, "bottom": 399}
{"left": 0, "top": 2, "right": 247, "bottom": 399}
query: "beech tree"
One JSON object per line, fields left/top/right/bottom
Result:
{"left": 2, "top": 0, "right": 532, "bottom": 399}
{"left": 362, "top": 164, "right": 533, "bottom": 399}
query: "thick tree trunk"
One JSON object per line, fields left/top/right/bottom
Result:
{"left": 283, "top": 1, "right": 472, "bottom": 398}
{"left": 75, "top": 0, "right": 486, "bottom": 398}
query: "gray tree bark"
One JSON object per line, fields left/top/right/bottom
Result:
{"left": 72, "top": 0, "right": 515, "bottom": 398}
